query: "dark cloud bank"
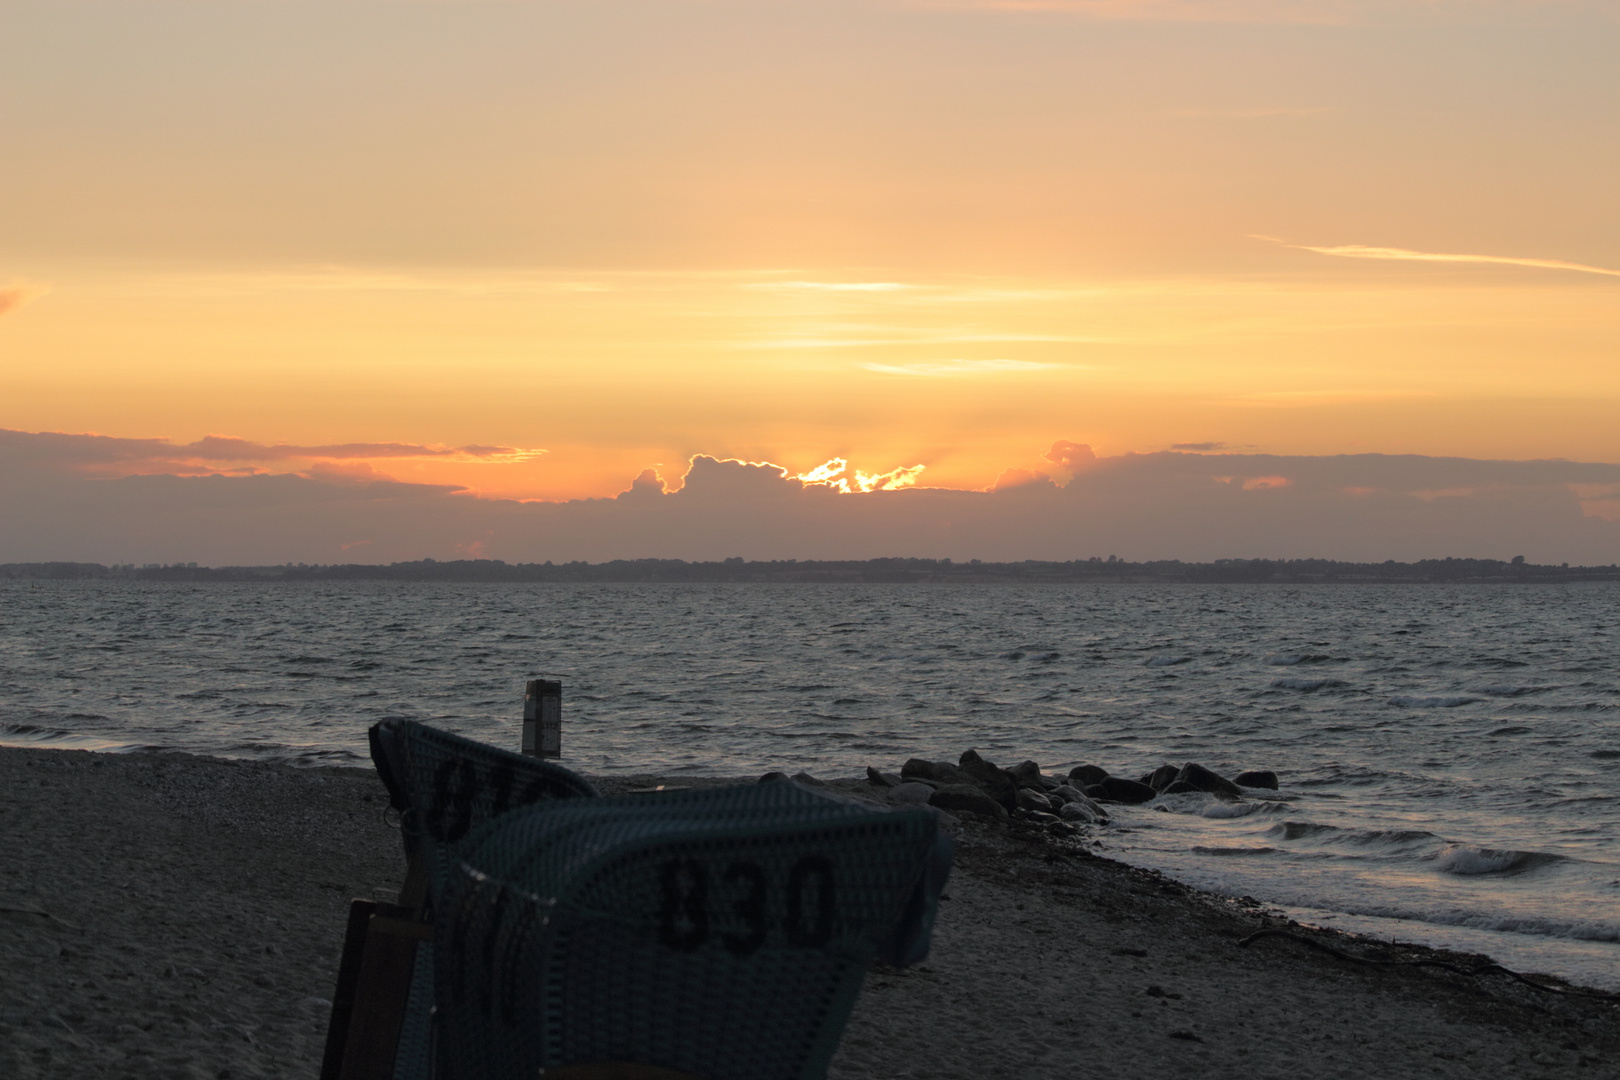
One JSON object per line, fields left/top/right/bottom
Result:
{"left": 3, "top": 429, "right": 1618, "bottom": 566}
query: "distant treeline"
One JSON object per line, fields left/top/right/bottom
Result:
{"left": 3, "top": 556, "right": 1618, "bottom": 584}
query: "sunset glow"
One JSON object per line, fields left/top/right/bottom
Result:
{"left": 2, "top": 0, "right": 1617, "bottom": 561}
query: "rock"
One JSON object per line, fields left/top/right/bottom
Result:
{"left": 1038, "top": 775, "right": 1061, "bottom": 791}
{"left": 1068, "top": 764, "right": 1109, "bottom": 787}
{"left": 928, "top": 783, "right": 1009, "bottom": 818}
{"left": 758, "top": 771, "right": 790, "bottom": 783}
{"left": 1022, "top": 810, "right": 1060, "bottom": 825}
{"left": 1145, "top": 764, "right": 1181, "bottom": 792}
{"left": 1059, "top": 800, "right": 1102, "bottom": 824}
{"left": 1161, "top": 780, "right": 1201, "bottom": 795}
{"left": 1234, "top": 769, "right": 1279, "bottom": 790}
{"left": 1015, "top": 787, "right": 1054, "bottom": 813}
{"left": 957, "top": 749, "right": 1019, "bottom": 812}
{"left": 1088, "top": 777, "right": 1158, "bottom": 805}
{"left": 1007, "top": 760, "right": 1046, "bottom": 791}
{"left": 866, "top": 766, "right": 899, "bottom": 788}
{"left": 791, "top": 771, "right": 826, "bottom": 787}
{"left": 1052, "top": 787, "right": 1107, "bottom": 818}
{"left": 1047, "top": 820, "right": 1079, "bottom": 836}
{"left": 1174, "top": 763, "right": 1244, "bottom": 799}
{"left": 891, "top": 781, "right": 935, "bottom": 805}
{"left": 903, "top": 758, "right": 974, "bottom": 787}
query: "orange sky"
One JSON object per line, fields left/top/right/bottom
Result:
{"left": 2, "top": 0, "right": 1617, "bottom": 504}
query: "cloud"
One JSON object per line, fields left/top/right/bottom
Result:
{"left": 1257, "top": 236, "right": 1620, "bottom": 278}
{"left": 750, "top": 281, "right": 914, "bottom": 292}
{"left": 0, "top": 282, "right": 48, "bottom": 318}
{"left": 1172, "top": 442, "right": 1227, "bottom": 451}
{"left": 617, "top": 468, "right": 668, "bottom": 499}
{"left": 1043, "top": 440, "right": 1097, "bottom": 471}
{"left": 3, "top": 432, "right": 1619, "bottom": 566}
{"left": 0, "top": 428, "right": 544, "bottom": 475}
{"left": 795, "top": 458, "right": 927, "bottom": 493}
{"left": 860, "top": 359, "right": 1057, "bottom": 376}
{"left": 991, "top": 467, "right": 1057, "bottom": 492}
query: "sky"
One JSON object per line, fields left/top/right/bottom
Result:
{"left": 2, "top": 0, "right": 1618, "bottom": 563}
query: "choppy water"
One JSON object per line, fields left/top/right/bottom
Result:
{"left": 2, "top": 580, "right": 1617, "bottom": 989}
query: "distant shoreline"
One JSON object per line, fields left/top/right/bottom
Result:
{"left": 3, "top": 556, "right": 1619, "bottom": 585}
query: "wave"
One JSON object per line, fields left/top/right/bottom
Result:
{"left": 1434, "top": 845, "right": 1568, "bottom": 877}
{"left": 1329, "top": 903, "right": 1620, "bottom": 944}
{"left": 1387, "top": 694, "right": 1478, "bottom": 708}
{"left": 1267, "top": 821, "right": 1441, "bottom": 849}
{"left": 1265, "top": 653, "right": 1332, "bottom": 666}
{"left": 1478, "top": 684, "right": 1548, "bottom": 697}
{"left": 1271, "top": 677, "right": 1347, "bottom": 692}
{"left": 1192, "top": 845, "right": 1277, "bottom": 856}
{"left": 1144, "top": 655, "right": 1191, "bottom": 667}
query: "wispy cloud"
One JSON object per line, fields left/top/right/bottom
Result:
{"left": 1258, "top": 236, "right": 1620, "bottom": 279}
{"left": 182, "top": 436, "right": 547, "bottom": 464}
{"left": 749, "top": 281, "right": 915, "bottom": 292}
{"left": 0, "top": 429, "right": 547, "bottom": 472}
{"left": 751, "top": 329, "right": 1100, "bottom": 349}
{"left": 860, "top": 358, "right": 1058, "bottom": 376}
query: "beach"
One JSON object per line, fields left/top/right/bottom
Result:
{"left": 1, "top": 745, "right": 1615, "bottom": 1080}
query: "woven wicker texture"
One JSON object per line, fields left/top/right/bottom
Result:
{"left": 366, "top": 720, "right": 600, "bottom": 1080}
{"left": 368, "top": 718, "right": 600, "bottom": 901}
{"left": 433, "top": 781, "right": 953, "bottom": 1080}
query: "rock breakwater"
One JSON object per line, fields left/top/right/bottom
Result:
{"left": 825, "top": 751, "right": 1281, "bottom": 835}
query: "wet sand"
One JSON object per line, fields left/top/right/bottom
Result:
{"left": 1, "top": 746, "right": 1615, "bottom": 1079}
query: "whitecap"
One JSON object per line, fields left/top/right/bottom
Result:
{"left": 1435, "top": 844, "right": 1565, "bottom": 876}
{"left": 1199, "top": 800, "right": 1267, "bottom": 819}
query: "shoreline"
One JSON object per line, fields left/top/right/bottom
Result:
{"left": 2, "top": 745, "right": 1616, "bottom": 1079}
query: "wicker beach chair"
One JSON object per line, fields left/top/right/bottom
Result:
{"left": 321, "top": 720, "right": 600, "bottom": 1080}
{"left": 432, "top": 780, "right": 954, "bottom": 1080}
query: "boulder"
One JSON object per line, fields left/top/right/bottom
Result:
{"left": 1039, "top": 775, "right": 1062, "bottom": 791}
{"left": 1088, "top": 777, "right": 1159, "bottom": 805}
{"left": 1174, "top": 763, "right": 1244, "bottom": 799}
{"left": 866, "top": 766, "right": 899, "bottom": 788}
{"left": 1007, "top": 760, "right": 1046, "bottom": 791}
{"left": 1052, "top": 787, "right": 1107, "bottom": 818}
{"left": 1145, "top": 764, "right": 1181, "bottom": 792}
{"left": 958, "top": 749, "right": 1020, "bottom": 812}
{"left": 1015, "top": 788, "right": 1054, "bottom": 813}
{"left": 1161, "top": 780, "right": 1201, "bottom": 795}
{"left": 1022, "top": 810, "right": 1061, "bottom": 825}
{"left": 791, "top": 771, "right": 825, "bottom": 787}
{"left": 1234, "top": 770, "right": 1279, "bottom": 790}
{"left": 1059, "top": 800, "right": 1103, "bottom": 824}
{"left": 758, "top": 771, "right": 789, "bottom": 784}
{"left": 890, "top": 781, "right": 935, "bottom": 805}
{"left": 903, "top": 758, "right": 974, "bottom": 787}
{"left": 1068, "top": 764, "right": 1110, "bottom": 787}
{"left": 928, "top": 783, "right": 1009, "bottom": 819}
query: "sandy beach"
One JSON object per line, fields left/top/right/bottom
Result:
{"left": 2, "top": 745, "right": 1615, "bottom": 1080}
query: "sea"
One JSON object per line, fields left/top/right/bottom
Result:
{"left": 2, "top": 580, "right": 1617, "bottom": 990}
